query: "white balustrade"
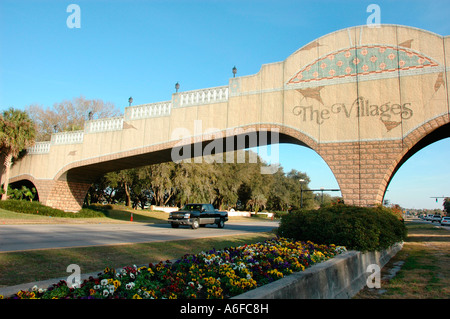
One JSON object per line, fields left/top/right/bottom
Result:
{"left": 27, "top": 142, "right": 51, "bottom": 154}
{"left": 26, "top": 84, "right": 230, "bottom": 153}
{"left": 176, "top": 86, "right": 229, "bottom": 108}
{"left": 86, "top": 116, "right": 124, "bottom": 133}
{"left": 51, "top": 130, "right": 84, "bottom": 144}
{"left": 125, "top": 101, "right": 172, "bottom": 120}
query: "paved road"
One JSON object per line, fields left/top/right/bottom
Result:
{"left": 0, "top": 220, "right": 279, "bottom": 252}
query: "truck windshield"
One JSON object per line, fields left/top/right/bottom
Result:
{"left": 182, "top": 204, "right": 202, "bottom": 211}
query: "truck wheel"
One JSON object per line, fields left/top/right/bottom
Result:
{"left": 191, "top": 219, "right": 199, "bottom": 229}
{"left": 217, "top": 218, "right": 225, "bottom": 228}
{"left": 171, "top": 223, "right": 179, "bottom": 228}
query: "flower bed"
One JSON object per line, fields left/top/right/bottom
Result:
{"left": 3, "top": 237, "right": 346, "bottom": 299}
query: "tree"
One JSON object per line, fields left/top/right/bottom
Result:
{"left": 138, "top": 163, "right": 176, "bottom": 206}
{"left": 7, "top": 185, "right": 36, "bottom": 201}
{"left": 84, "top": 149, "right": 316, "bottom": 212}
{"left": 0, "top": 108, "right": 36, "bottom": 200}
{"left": 26, "top": 95, "right": 121, "bottom": 141}
{"left": 443, "top": 198, "right": 450, "bottom": 215}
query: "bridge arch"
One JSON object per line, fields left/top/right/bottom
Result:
{"left": 41, "top": 124, "right": 322, "bottom": 211}
{"left": 383, "top": 115, "right": 450, "bottom": 201}
{"left": 8, "top": 175, "right": 40, "bottom": 202}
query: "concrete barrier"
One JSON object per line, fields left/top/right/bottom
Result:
{"left": 232, "top": 242, "right": 403, "bottom": 299}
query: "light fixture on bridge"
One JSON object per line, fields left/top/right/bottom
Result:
{"left": 128, "top": 97, "right": 133, "bottom": 106}
{"left": 232, "top": 66, "right": 237, "bottom": 78}
{"left": 175, "top": 82, "right": 180, "bottom": 93}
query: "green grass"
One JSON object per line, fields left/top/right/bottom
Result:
{"left": 0, "top": 208, "right": 48, "bottom": 220}
{"left": 354, "top": 221, "right": 450, "bottom": 299}
{"left": 0, "top": 200, "right": 106, "bottom": 218}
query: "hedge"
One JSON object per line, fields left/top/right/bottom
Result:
{"left": 276, "top": 204, "right": 407, "bottom": 252}
{"left": 0, "top": 200, "right": 106, "bottom": 218}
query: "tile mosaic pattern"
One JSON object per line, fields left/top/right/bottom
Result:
{"left": 287, "top": 45, "right": 439, "bottom": 85}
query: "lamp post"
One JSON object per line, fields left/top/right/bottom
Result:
{"left": 232, "top": 66, "right": 237, "bottom": 78}
{"left": 299, "top": 179, "right": 305, "bottom": 208}
{"left": 175, "top": 82, "right": 180, "bottom": 93}
{"left": 128, "top": 97, "right": 133, "bottom": 106}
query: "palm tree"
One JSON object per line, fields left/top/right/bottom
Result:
{"left": 0, "top": 108, "right": 36, "bottom": 200}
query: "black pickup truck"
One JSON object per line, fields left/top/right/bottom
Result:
{"left": 168, "top": 204, "right": 228, "bottom": 229}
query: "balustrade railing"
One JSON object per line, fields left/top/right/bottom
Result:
{"left": 125, "top": 101, "right": 172, "bottom": 120}
{"left": 175, "top": 86, "right": 229, "bottom": 108}
{"left": 27, "top": 141, "right": 51, "bottom": 154}
{"left": 51, "top": 130, "right": 84, "bottom": 144}
{"left": 85, "top": 116, "right": 124, "bottom": 133}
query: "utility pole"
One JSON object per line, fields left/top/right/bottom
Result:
{"left": 300, "top": 188, "right": 340, "bottom": 207}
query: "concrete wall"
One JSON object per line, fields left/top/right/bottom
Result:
{"left": 233, "top": 242, "right": 403, "bottom": 299}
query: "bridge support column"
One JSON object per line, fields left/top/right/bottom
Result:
{"left": 319, "top": 140, "right": 403, "bottom": 206}
{"left": 42, "top": 180, "right": 92, "bottom": 212}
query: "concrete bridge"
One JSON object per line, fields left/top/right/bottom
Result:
{"left": 9, "top": 24, "right": 450, "bottom": 212}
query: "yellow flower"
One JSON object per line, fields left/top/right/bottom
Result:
{"left": 113, "top": 280, "right": 121, "bottom": 289}
{"left": 132, "top": 294, "right": 142, "bottom": 299}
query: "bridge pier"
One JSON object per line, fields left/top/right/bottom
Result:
{"left": 41, "top": 180, "right": 92, "bottom": 212}
{"left": 319, "top": 140, "right": 403, "bottom": 206}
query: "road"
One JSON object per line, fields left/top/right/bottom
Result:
{"left": 0, "top": 220, "right": 279, "bottom": 252}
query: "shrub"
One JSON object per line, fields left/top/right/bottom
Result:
{"left": 0, "top": 200, "right": 106, "bottom": 218}
{"left": 277, "top": 204, "right": 407, "bottom": 252}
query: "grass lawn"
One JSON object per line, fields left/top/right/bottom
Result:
{"left": 0, "top": 205, "right": 169, "bottom": 224}
{"left": 354, "top": 220, "right": 450, "bottom": 299}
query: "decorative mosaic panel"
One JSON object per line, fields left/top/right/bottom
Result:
{"left": 287, "top": 45, "right": 440, "bottom": 85}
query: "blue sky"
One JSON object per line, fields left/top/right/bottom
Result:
{"left": 1, "top": 0, "right": 449, "bottom": 209}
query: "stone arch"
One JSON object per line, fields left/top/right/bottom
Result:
{"left": 44, "top": 124, "right": 324, "bottom": 211}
